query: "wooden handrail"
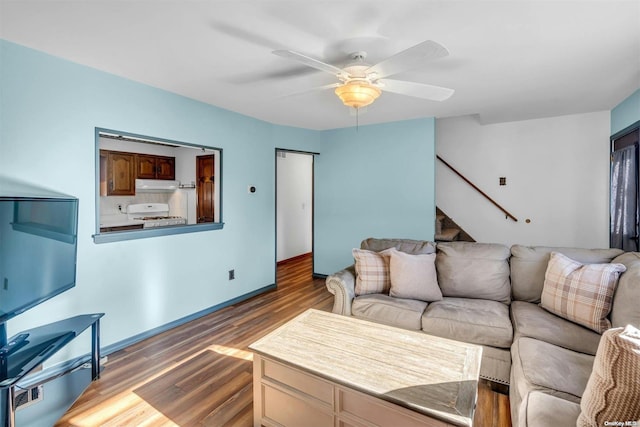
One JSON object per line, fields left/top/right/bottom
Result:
{"left": 437, "top": 155, "right": 518, "bottom": 222}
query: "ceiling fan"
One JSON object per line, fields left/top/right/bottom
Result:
{"left": 273, "top": 40, "right": 455, "bottom": 109}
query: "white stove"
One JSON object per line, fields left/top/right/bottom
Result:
{"left": 126, "top": 203, "right": 187, "bottom": 228}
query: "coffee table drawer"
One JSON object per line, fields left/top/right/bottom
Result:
{"left": 262, "top": 384, "right": 333, "bottom": 427}
{"left": 261, "top": 358, "right": 333, "bottom": 404}
{"left": 337, "top": 387, "right": 451, "bottom": 427}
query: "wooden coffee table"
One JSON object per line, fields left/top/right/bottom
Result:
{"left": 249, "top": 309, "right": 482, "bottom": 427}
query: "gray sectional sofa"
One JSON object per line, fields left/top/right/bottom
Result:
{"left": 325, "top": 238, "right": 640, "bottom": 427}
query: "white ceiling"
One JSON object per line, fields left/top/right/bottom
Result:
{"left": 1, "top": 0, "right": 639, "bottom": 130}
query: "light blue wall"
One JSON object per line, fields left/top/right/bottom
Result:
{"left": 0, "top": 40, "right": 436, "bottom": 359}
{"left": 611, "top": 89, "right": 640, "bottom": 135}
{"left": 0, "top": 40, "right": 320, "bottom": 359}
{"left": 314, "top": 119, "right": 436, "bottom": 274}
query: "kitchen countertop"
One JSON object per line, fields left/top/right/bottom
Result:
{"left": 99, "top": 214, "right": 144, "bottom": 228}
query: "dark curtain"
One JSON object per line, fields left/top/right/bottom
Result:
{"left": 610, "top": 143, "right": 639, "bottom": 251}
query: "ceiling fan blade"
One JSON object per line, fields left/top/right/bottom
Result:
{"left": 211, "top": 21, "right": 277, "bottom": 50}
{"left": 273, "top": 50, "right": 345, "bottom": 76}
{"left": 278, "top": 83, "right": 340, "bottom": 99}
{"left": 226, "top": 66, "right": 319, "bottom": 84}
{"left": 366, "top": 40, "right": 449, "bottom": 79}
{"left": 380, "top": 79, "right": 454, "bottom": 101}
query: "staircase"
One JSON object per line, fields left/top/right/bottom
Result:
{"left": 435, "top": 207, "right": 475, "bottom": 242}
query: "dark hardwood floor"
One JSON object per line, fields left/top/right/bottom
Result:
{"left": 56, "top": 253, "right": 510, "bottom": 426}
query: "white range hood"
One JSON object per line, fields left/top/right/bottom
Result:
{"left": 135, "top": 179, "right": 180, "bottom": 192}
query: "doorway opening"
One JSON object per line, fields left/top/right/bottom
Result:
{"left": 275, "top": 149, "right": 315, "bottom": 286}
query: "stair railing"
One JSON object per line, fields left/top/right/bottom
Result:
{"left": 437, "top": 155, "right": 518, "bottom": 222}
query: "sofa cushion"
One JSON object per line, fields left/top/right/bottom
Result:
{"left": 388, "top": 249, "right": 442, "bottom": 302}
{"left": 510, "top": 301, "right": 601, "bottom": 355}
{"left": 352, "top": 248, "right": 393, "bottom": 295}
{"left": 435, "top": 242, "right": 511, "bottom": 304}
{"left": 510, "top": 337, "right": 594, "bottom": 426}
{"left": 512, "top": 337, "right": 594, "bottom": 402}
{"left": 611, "top": 252, "right": 640, "bottom": 328}
{"left": 360, "top": 237, "right": 436, "bottom": 255}
{"left": 421, "top": 297, "right": 513, "bottom": 348}
{"left": 522, "top": 392, "right": 580, "bottom": 427}
{"left": 352, "top": 294, "right": 428, "bottom": 330}
{"left": 540, "top": 252, "right": 625, "bottom": 333}
{"left": 578, "top": 325, "right": 640, "bottom": 427}
{"left": 510, "top": 245, "right": 624, "bottom": 303}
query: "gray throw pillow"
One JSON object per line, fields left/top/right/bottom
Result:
{"left": 388, "top": 248, "right": 443, "bottom": 302}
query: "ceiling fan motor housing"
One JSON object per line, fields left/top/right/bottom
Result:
{"left": 335, "top": 57, "right": 381, "bottom": 109}
{"left": 334, "top": 78, "right": 381, "bottom": 109}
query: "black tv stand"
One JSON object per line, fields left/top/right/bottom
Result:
{"left": 0, "top": 314, "right": 104, "bottom": 427}
{"left": 0, "top": 334, "right": 30, "bottom": 357}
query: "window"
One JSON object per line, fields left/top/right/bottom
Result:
{"left": 93, "top": 128, "right": 223, "bottom": 243}
{"left": 610, "top": 124, "right": 640, "bottom": 251}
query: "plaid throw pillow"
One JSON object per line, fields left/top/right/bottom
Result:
{"left": 541, "top": 252, "right": 626, "bottom": 333}
{"left": 352, "top": 248, "right": 392, "bottom": 296}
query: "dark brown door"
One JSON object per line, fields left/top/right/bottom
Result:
{"left": 197, "top": 155, "right": 215, "bottom": 223}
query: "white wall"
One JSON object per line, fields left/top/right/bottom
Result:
{"left": 436, "top": 112, "right": 611, "bottom": 248}
{"left": 99, "top": 137, "right": 176, "bottom": 156}
{"left": 277, "top": 152, "right": 313, "bottom": 262}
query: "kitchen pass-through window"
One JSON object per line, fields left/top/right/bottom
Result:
{"left": 93, "top": 128, "right": 223, "bottom": 243}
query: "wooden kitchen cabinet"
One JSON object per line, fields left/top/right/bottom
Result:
{"left": 136, "top": 154, "right": 157, "bottom": 179}
{"left": 101, "top": 150, "right": 136, "bottom": 196}
{"left": 155, "top": 156, "right": 175, "bottom": 179}
{"left": 136, "top": 154, "right": 175, "bottom": 180}
{"left": 100, "top": 150, "right": 176, "bottom": 196}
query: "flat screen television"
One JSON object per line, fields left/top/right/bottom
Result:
{"left": 0, "top": 177, "right": 78, "bottom": 327}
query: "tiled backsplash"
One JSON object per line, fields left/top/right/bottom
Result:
{"left": 100, "top": 194, "right": 170, "bottom": 215}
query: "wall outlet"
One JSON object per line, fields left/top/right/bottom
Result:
{"left": 81, "top": 355, "right": 109, "bottom": 370}
{"left": 229, "top": 269, "right": 235, "bottom": 280}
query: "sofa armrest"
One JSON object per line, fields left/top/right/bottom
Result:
{"left": 325, "top": 265, "right": 356, "bottom": 316}
{"left": 611, "top": 252, "right": 640, "bottom": 328}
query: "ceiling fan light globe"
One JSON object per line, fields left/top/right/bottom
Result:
{"left": 334, "top": 82, "right": 382, "bottom": 109}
